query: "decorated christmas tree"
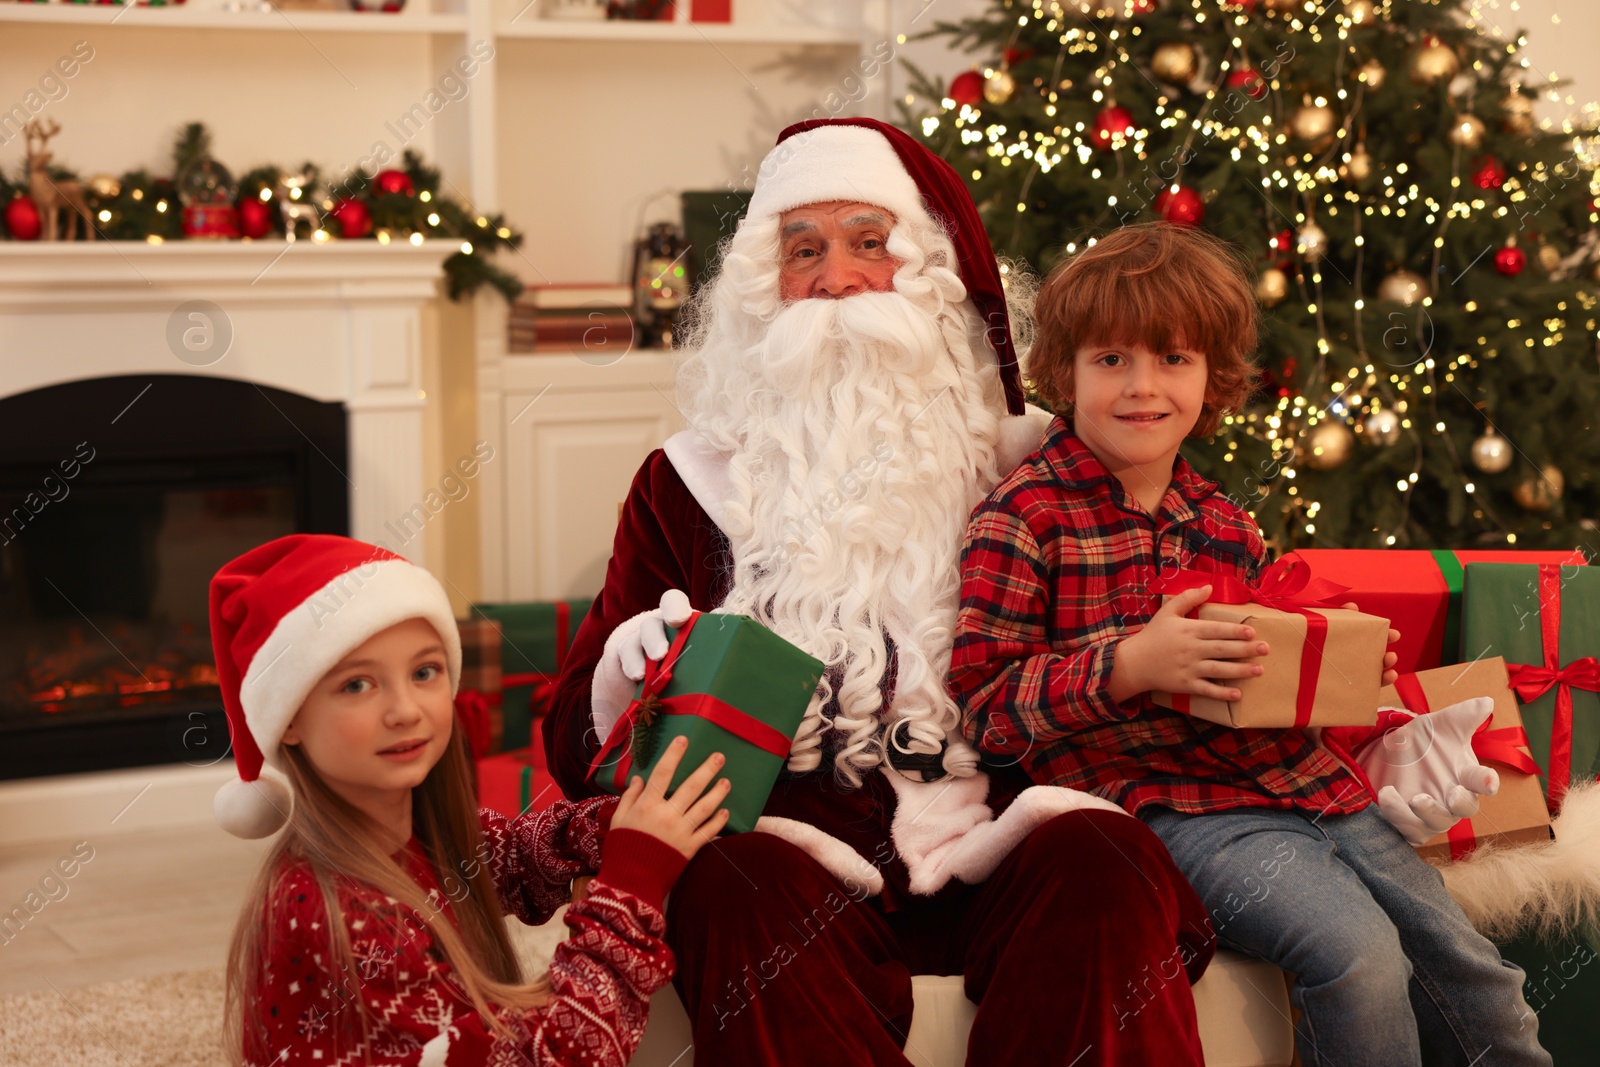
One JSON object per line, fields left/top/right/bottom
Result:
{"left": 903, "top": 0, "right": 1600, "bottom": 551}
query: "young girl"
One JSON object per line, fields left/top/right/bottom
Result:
{"left": 211, "top": 533, "right": 730, "bottom": 1065}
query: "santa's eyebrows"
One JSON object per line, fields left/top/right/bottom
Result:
{"left": 780, "top": 213, "right": 892, "bottom": 239}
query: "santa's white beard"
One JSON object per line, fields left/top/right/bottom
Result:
{"left": 704, "top": 288, "right": 1004, "bottom": 786}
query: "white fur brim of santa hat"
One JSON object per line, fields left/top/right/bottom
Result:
{"left": 746, "top": 123, "right": 933, "bottom": 232}
{"left": 208, "top": 534, "right": 461, "bottom": 839}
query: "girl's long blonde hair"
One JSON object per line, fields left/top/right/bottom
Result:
{"left": 224, "top": 728, "right": 552, "bottom": 1064}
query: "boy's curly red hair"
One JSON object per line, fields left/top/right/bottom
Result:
{"left": 1029, "top": 222, "right": 1261, "bottom": 438}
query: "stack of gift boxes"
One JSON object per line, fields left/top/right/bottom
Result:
{"left": 454, "top": 600, "right": 591, "bottom": 819}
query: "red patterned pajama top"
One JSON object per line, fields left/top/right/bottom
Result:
{"left": 246, "top": 795, "right": 686, "bottom": 1066}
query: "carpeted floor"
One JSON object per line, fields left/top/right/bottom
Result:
{"left": 0, "top": 914, "right": 567, "bottom": 1066}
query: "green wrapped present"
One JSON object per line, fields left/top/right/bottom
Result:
{"left": 587, "top": 611, "right": 823, "bottom": 834}
{"left": 470, "top": 599, "right": 590, "bottom": 749}
{"left": 1462, "top": 562, "right": 1600, "bottom": 812}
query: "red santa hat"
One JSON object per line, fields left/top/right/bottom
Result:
{"left": 207, "top": 534, "right": 461, "bottom": 838}
{"left": 746, "top": 117, "right": 1026, "bottom": 416}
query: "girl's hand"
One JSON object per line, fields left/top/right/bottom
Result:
{"left": 1117, "top": 584, "right": 1268, "bottom": 703}
{"left": 1340, "top": 601, "right": 1401, "bottom": 686}
{"left": 609, "top": 736, "right": 732, "bottom": 860}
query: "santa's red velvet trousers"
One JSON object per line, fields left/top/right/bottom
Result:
{"left": 665, "top": 790, "right": 1213, "bottom": 1067}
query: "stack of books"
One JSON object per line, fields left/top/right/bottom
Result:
{"left": 508, "top": 283, "right": 635, "bottom": 354}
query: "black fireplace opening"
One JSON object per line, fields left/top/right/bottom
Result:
{"left": 0, "top": 374, "right": 348, "bottom": 780}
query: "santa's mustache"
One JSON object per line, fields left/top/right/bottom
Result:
{"left": 756, "top": 287, "right": 953, "bottom": 397}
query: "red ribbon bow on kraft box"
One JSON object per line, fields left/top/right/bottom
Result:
{"left": 1150, "top": 553, "right": 1390, "bottom": 729}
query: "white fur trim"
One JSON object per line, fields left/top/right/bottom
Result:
{"left": 662, "top": 430, "right": 734, "bottom": 534}
{"left": 590, "top": 609, "right": 657, "bottom": 741}
{"left": 747, "top": 125, "right": 927, "bottom": 228}
{"left": 238, "top": 558, "right": 460, "bottom": 775}
{"left": 885, "top": 769, "right": 1128, "bottom": 894}
{"left": 214, "top": 772, "right": 292, "bottom": 840}
{"left": 995, "top": 405, "right": 1053, "bottom": 477}
{"left": 753, "top": 816, "right": 885, "bottom": 897}
{"left": 1440, "top": 777, "right": 1600, "bottom": 943}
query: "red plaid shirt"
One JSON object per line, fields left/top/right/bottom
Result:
{"left": 951, "top": 416, "right": 1371, "bottom": 818}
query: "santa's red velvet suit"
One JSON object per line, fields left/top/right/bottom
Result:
{"left": 544, "top": 119, "right": 1214, "bottom": 1067}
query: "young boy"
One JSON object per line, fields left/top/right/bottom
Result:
{"left": 950, "top": 223, "right": 1550, "bottom": 1066}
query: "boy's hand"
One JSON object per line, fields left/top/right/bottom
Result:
{"left": 1341, "top": 601, "right": 1402, "bottom": 686}
{"left": 1113, "top": 584, "right": 1268, "bottom": 704}
{"left": 609, "top": 735, "right": 732, "bottom": 860}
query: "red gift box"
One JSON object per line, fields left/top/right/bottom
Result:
{"left": 1292, "top": 550, "right": 1586, "bottom": 676}
{"left": 476, "top": 735, "right": 560, "bottom": 818}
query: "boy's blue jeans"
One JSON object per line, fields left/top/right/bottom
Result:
{"left": 1140, "top": 803, "right": 1550, "bottom": 1067}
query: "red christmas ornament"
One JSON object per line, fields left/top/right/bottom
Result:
{"left": 1090, "top": 106, "right": 1140, "bottom": 150}
{"left": 949, "top": 70, "right": 985, "bottom": 108}
{"left": 1226, "top": 67, "right": 1268, "bottom": 100}
{"left": 331, "top": 198, "right": 373, "bottom": 239}
{"left": 1127, "top": 0, "right": 1158, "bottom": 14}
{"left": 1002, "top": 46, "right": 1035, "bottom": 68}
{"left": 238, "top": 196, "right": 274, "bottom": 239}
{"left": 1155, "top": 185, "right": 1204, "bottom": 227}
{"left": 1471, "top": 156, "right": 1506, "bottom": 190}
{"left": 373, "top": 169, "right": 415, "bottom": 197}
{"left": 1268, "top": 228, "right": 1294, "bottom": 267}
{"left": 1494, "top": 244, "right": 1526, "bottom": 276}
{"left": 1222, "top": 0, "right": 1255, "bottom": 10}
{"left": 4, "top": 195, "right": 42, "bottom": 241}
{"left": 183, "top": 204, "right": 240, "bottom": 239}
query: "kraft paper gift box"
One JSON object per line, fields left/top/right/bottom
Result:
{"left": 1150, "top": 556, "right": 1389, "bottom": 728}
{"left": 470, "top": 599, "right": 591, "bottom": 750}
{"left": 1371, "top": 657, "right": 1551, "bottom": 864}
{"left": 1294, "top": 549, "right": 1587, "bottom": 676}
{"left": 454, "top": 616, "right": 504, "bottom": 757}
{"left": 1461, "top": 561, "right": 1600, "bottom": 811}
{"left": 587, "top": 612, "right": 823, "bottom": 834}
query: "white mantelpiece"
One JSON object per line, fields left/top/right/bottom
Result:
{"left": 0, "top": 241, "right": 453, "bottom": 564}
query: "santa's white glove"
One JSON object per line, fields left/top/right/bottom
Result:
{"left": 590, "top": 589, "right": 697, "bottom": 743}
{"left": 1352, "top": 696, "right": 1501, "bottom": 846}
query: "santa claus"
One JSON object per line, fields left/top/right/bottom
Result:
{"left": 545, "top": 118, "right": 1215, "bottom": 1065}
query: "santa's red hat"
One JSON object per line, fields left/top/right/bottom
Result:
{"left": 746, "top": 117, "right": 1026, "bottom": 417}
{"left": 207, "top": 534, "right": 461, "bottom": 838}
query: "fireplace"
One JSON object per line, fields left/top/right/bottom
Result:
{"left": 0, "top": 374, "right": 348, "bottom": 779}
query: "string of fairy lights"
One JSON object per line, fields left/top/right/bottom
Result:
{"left": 915, "top": 0, "right": 1600, "bottom": 548}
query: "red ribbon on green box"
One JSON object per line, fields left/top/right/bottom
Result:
{"left": 1504, "top": 564, "right": 1600, "bottom": 813}
{"left": 586, "top": 612, "right": 794, "bottom": 792}
{"left": 1152, "top": 553, "right": 1352, "bottom": 727}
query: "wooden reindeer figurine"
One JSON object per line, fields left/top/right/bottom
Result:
{"left": 24, "top": 119, "right": 92, "bottom": 242}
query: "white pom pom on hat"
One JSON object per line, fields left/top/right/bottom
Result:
{"left": 207, "top": 534, "right": 461, "bottom": 839}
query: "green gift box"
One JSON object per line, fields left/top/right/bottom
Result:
{"left": 470, "top": 599, "right": 591, "bottom": 749}
{"left": 1461, "top": 562, "right": 1600, "bottom": 810}
{"left": 587, "top": 612, "right": 823, "bottom": 834}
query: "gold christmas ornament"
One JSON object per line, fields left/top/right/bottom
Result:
{"left": 1256, "top": 267, "right": 1290, "bottom": 307}
{"left": 1297, "top": 222, "right": 1329, "bottom": 262}
{"left": 1469, "top": 429, "right": 1513, "bottom": 474}
{"left": 1363, "top": 407, "right": 1402, "bottom": 446}
{"left": 1538, "top": 243, "right": 1562, "bottom": 272}
{"left": 1448, "top": 113, "right": 1486, "bottom": 149}
{"left": 88, "top": 173, "right": 121, "bottom": 199}
{"left": 1342, "top": 145, "right": 1373, "bottom": 182}
{"left": 1305, "top": 421, "right": 1355, "bottom": 470}
{"left": 1344, "top": 0, "right": 1376, "bottom": 26}
{"left": 1291, "top": 101, "right": 1338, "bottom": 141}
{"left": 1377, "top": 269, "right": 1429, "bottom": 306}
{"left": 984, "top": 69, "right": 1017, "bottom": 105}
{"left": 1512, "top": 465, "right": 1564, "bottom": 511}
{"left": 1411, "top": 39, "right": 1460, "bottom": 85}
{"left": 1357, "top": 59, "right": 1386, "bottom": 90}
{"left": 1151, "top": 41, "right": 1198, "bottom": 84}
{"left": 1503, "top": 87, "right": 1535, "bottom": 135}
